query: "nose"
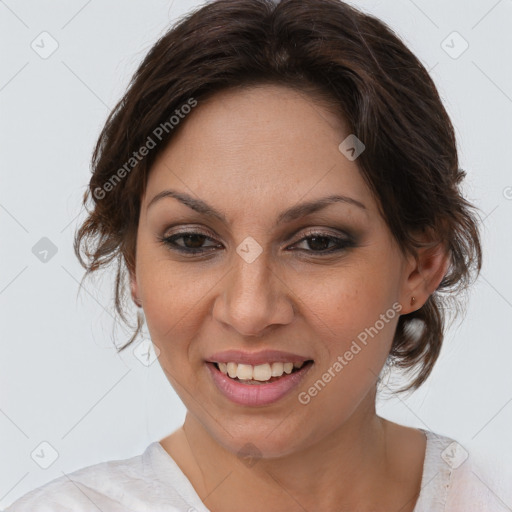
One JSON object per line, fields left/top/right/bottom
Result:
{"left": 212, "top": 250, "right": 295, "bottom": 337}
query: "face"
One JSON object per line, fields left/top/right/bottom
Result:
{"left": 131, "top": 84, "right": 415, "bottom": 458}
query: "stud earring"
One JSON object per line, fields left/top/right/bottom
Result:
{"left": 410, "top": 296, "right": 416, "bottom": 306}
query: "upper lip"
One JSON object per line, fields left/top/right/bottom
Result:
{"left": 206, "top": 349, "right": 313, "bottom": 366}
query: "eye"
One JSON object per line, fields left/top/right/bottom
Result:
{"left": 158, "top": 228, "right": 355, "bottom": 256}
{"left": 288, "top": 231, "right": 355, "bottom": 254}
{"left": 158, "top": 230, "right": 221, "bottom": 254}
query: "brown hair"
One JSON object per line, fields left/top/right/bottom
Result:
{"left": 74, "top": 0, "right": 482, "bottom": 392}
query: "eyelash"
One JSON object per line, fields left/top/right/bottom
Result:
{"left": 157, "top": 229, "right": 355, "bottom": 256}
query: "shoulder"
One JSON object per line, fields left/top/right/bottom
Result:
{"left": 3, "top": 443, "right": 182, "bottom": 512}
{"left": 416, "top": 429, "right": 512, "bottom": 511}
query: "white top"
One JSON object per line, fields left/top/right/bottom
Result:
{"left": 4, "top": 429, "right": 509, "bottom": 511}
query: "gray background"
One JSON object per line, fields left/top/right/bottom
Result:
{"left": 1, "top": 0, "right": 511, "bottom": 507}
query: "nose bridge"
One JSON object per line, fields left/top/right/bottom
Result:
{"left": 232, "top": 249, "right": 272, "bottom": 301}
{"left": 215, "top": 247, "right": 292, "bottom": 336}
{"left": 228, "top": 244, "right": 274, "bottom": 314}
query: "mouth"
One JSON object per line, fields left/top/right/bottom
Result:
{"left": 205, "top": 359, "right": 315, "bottom": 406}
{"left": 210, "top": 360, "right": 314, "bottom": 384}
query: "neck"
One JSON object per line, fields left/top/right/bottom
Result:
{"left": 176, "top": 394, "right": 410, "bottom": 511}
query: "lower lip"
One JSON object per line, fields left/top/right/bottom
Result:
{"left": 206, "top": 361, "right": 314, "bottom": 406}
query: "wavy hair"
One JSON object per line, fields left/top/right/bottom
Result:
{"left": 74, "top": 0, "right": 482, "bottom": 392}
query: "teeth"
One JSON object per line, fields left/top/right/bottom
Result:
{"left": 252, "top": 363, "right": 272, "bottom": 381}
{"left": 227, "top": 362, "right": 237, "bottom": 378}
{"left": 236, "top": 364, "right": 254, "bottom": 380}
{"left": 271, "top": 362, "right": 284, "bottom": 377}
{"left": 215, "top": 361, "right": 306, "bottom": 381}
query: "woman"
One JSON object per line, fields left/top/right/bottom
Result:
{"left": 5, "top": 0, "right": 503, "bottom": 510}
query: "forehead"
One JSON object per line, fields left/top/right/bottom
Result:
{"left": 143, "top": 84, "right": 375, "bottom": 220}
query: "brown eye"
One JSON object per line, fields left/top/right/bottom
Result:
{"left": 158, "top": 229, "right": 355, "bottom": 256}
{"left": 177, "top": 233, "right": 209, "bottom": 249}
{"left": 159, "top": 231, "right": 221, "bottom": 254}
{"left": 289, "top": 232, "right": 355, "bottom": 254}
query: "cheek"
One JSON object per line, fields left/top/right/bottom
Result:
{"left": 293, "top": 266, "right": 398, "bottom": 372}
{"left": 137, "top": 258, "right": 220, "bottom": 368}
{"left": 293, "top": 277, "right": 398, "bottom": 431}
{"left": 296, "top": 263, "right": 395, "bottom": 328}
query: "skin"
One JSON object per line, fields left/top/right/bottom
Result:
{"left": 130, "top": 84, "right": 450, "bottom": 512}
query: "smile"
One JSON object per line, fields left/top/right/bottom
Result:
{"left": 206, "top": 360, "right": 314, "bottom": 406}
{"left": 216, "top": 361, "right": 306, "bottom": 382}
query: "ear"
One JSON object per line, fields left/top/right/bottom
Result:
{"left": 129, "top": 269, "right": 142, "bottom": 308}
{"left": 399, "top": 231, "right": 451, "bottom": 315}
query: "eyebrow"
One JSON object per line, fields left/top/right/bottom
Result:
{"left": 147, "top": 189, "right": 367, "bottom": 227}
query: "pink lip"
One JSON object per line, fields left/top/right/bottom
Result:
{"left": 206, "top": 361, "right": 314, "bottom": 406}
{"left": 206, "top": 349, "right": 312, "bottom": 366}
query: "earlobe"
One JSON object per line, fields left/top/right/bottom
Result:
{"left": 401, "top": 240, "right": 450, "bottom": 314}
{"left": 130, "top": 271, "right": 142, "bottom": 308}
